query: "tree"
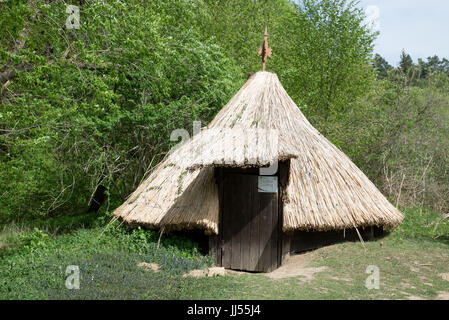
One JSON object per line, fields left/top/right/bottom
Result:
{"left": 417, "top": 58, "right": 429, "bottom": 79}
{"left": 426, "top": 55, "right": 441, "bottom": 73}
{"left": 276, "top": 0, "right": 378, "bottom": 128}
{"left": 442, "top": 58, "right": 449, "bottom": 75}
{"left": 373, "top": 54, "right": 393, "bottom": 79}
{"left": 399, "top": 50, "right": 413, "bottom": 74}
{"left": 0, "top": 0, "right": 242, "bottom": 220}
{"left": 193, "top": 0, "right": 295, "bottom": 74}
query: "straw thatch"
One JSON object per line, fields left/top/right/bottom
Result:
{"left": 184, "top": 126, "right": 299, "bottom": 170}
{"left": 113, "top": 71, "right": 404, "bottom": 234}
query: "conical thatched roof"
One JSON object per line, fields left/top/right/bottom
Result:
{"left": 113, "top": 72, "right": 403, "bottom": 234}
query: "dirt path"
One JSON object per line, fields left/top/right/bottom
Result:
{"left": 266, "top": 251, "right": 328, "bottom": 281}
{"left": 182, "top": 251, "right": 329, "bottom": 281}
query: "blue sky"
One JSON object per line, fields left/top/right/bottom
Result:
{"left": 357, "top": 0, "right": 449, "bottom": 66}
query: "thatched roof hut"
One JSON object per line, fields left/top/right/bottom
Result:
{"left": 113, "top": 71, "right": 403, "bottom": 271}
{"left": 114, "top": 72, "right": 403, "bottom": 271}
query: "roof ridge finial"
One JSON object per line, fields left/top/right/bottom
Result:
{"left": 258, "top": 26, "right": 272, "bottom": 72}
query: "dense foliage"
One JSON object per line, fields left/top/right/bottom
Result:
{"left": 339, "top": 72, "right": 449, "bottom": 212}
{"left": 337, "top": 54, "right": 449, "bottom": 212}
{"left": 1, "top": 0, "right": 448, "bottom": 224}
{"left": 1, "top": 0, "right": 242, "bottom": 220}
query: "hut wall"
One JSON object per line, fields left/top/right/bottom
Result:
{"left": 285, "top": 226, "right": 383, "bottom": 254}
{"left": 210, "top": 226, "right": 383, "bottom": 266}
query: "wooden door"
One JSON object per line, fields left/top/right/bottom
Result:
{"left": 221, "top": 174, "right": 279, "bottom": 272}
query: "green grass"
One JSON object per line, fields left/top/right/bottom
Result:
{"left": 0, "top": 207, "right": 448, "bottom": 300}
{"left": 0, "top": 221, "right": 214, "bottom": 299}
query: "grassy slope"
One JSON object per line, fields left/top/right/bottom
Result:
{"left": 0, "top": 208, "right": 448, "bottom": 300}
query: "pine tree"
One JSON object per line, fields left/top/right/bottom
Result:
{"left": 399, "top": 50, "right": 413, "bottom": 74}
{"left": 373, "top": 54, "right": 393, "bottom": 79}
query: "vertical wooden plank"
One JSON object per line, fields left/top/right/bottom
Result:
{"left": 278, "top": 161, "right": 288, "bottom": 267}
{"left": 238, "top": 174, "right": 248, "bottom": 270}
{"left": 270, "top": 192, "right": 279, "bottom": 271}
{"left": 258, "top": 192, "right": 272, "bottom": 272}
{"left": 265, "top": 194, "right": 274, "bottom": 272}
{"left": 208, "top": 235, "right": 217, "bottom": 265}
{"left": 240, "top": 176, "right": 253, "bottom": 270}
{"left": 221, "top": 175, "right": 232, "bottom": 269}
{"left": 282, "top": 234, "right": 291, "bottom": 263}
{"left": 249, "top": 178, "right": 260, "bottom": 271}
{"left": 230, "top": 175, "right": 242, "bottom": 270}
{"left": 217, "top": 168, "right": 223, "bottom": 267}
{"left": 277, "top": 178, "right": 284, "bottom": 267}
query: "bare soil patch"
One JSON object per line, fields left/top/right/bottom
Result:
{"left": 437, "top": 292, "right": 449, "bottom": 300}
{"left": 137, "top": 262, "right": 160, "bottom": 272}
{"left": 183, "top": 267, "right": 227, "bottom": 278}
{"left": 406, "top": 295, "right": 426, "bottom": 300}
{"left": 266, "top": 252, "right": 328, "bottom": 281}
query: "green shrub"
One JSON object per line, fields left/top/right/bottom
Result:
{"left": 17, "top": 228, "right": 51, "bottom": 251}
{"left": 393, "top": 207, "right": 449, "bottom": 242}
